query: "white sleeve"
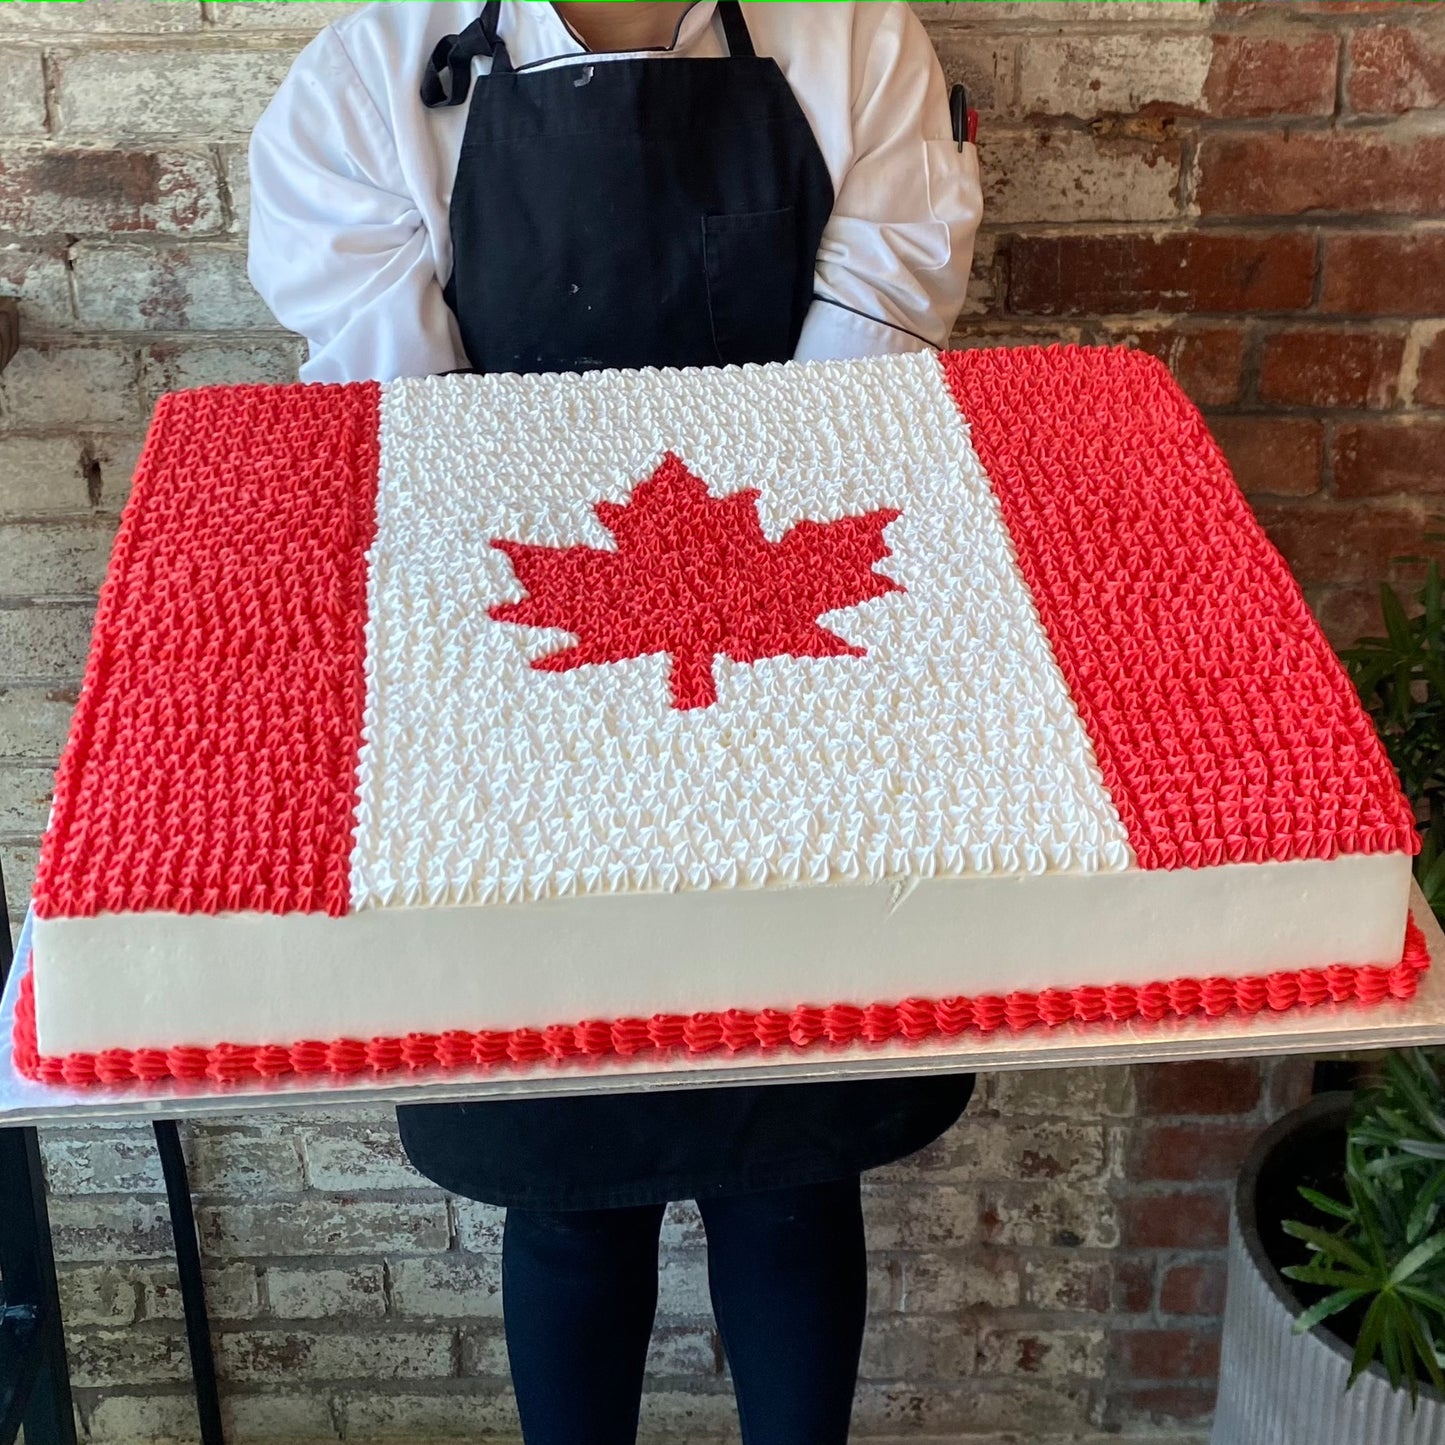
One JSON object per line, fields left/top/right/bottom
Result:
{"left": 794, "top": 3, "right": 982, "bottom": 364}
{"left": 247, "top": 28, "right": 464, "bottom": 384}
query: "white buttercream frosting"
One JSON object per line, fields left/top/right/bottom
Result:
{"left": 351, "top": 352, "right": 1134, "bottom": 911}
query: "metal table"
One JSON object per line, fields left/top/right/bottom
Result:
{"left": 3, "top": 888, "right": 1444, "bottom": 1444}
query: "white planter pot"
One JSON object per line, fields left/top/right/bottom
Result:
{"left": 1212, "top": 1094, "right": 1445, "bottom": 1445}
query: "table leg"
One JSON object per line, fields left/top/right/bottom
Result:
{"left": 0, "top": 1127, "right": 78, "bottom": 1445}
{"left": 154, "top": 1120, "right": 225, "bottom": 1445}
{"left": 0, "top": 859, "right": 77, "bottom": 1445}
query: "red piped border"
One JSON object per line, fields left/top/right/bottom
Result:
{"left": 14, "top": 921, "right": 1429, "bottom": 1088}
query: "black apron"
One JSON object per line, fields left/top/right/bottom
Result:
{"left": 399, "top": 0, "right": 974, "bottom": 1209}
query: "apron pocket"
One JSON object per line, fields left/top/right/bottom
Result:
{"left": 703, "top": 207, "right": 797, "bottom": 366}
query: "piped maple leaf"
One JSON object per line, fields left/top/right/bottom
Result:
{"left": 489, "top": 452, "right": 904, "bottom": 710}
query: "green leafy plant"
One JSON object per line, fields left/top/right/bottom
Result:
{"left": 1277, "top": 551, "right": 1445, "bottom": 1402}
{"left": 1341, "top": 549, "right": 1445, "bottom": 922}
{"left": 1282, "top": 1049, "right": 1445, "bottom": 1403}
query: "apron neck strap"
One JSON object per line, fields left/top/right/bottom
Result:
{"left": 424, "top": 1, "right": 754, "bottom": 108}
{"left": 717, "top": 2, "right": 756, "bottom": 59}
{"left": 421, "top": 1, "right": 510, "bottom": 108}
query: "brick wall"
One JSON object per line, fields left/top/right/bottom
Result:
{"left": 936, "top": 0, "right": 1445, "bottom": 642}
{"left": 32, "top": 1059, "right": 1309, "bottom": 1444}
{"left": 0, "top": 1, "right": 1438, "bottom": 1441}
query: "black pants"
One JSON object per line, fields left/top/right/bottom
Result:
{"left": 502, "top": 1175, "right": 868, "bottom": 1445}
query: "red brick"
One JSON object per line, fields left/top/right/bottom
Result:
{"left": 1255, "top": 502, "right": 1444, "bottom": 584}
{"left": 1267, "top": 1056, "right": 1318, "bottom": 1118}
{"left": 1132, "top": 1124, "right": 1262, "bottom": 1182}
{"left": 1209, "top": 415, "right": 1324, "bottom": 497}
{"left": 1197, "top": 130, "right": 1445, "bottom": 217}
{"left": 1178, "top": 329, "right": 1250, "bottom": 406}
{"left": 1205, "top": 33, "right": 1339, "bottom": 118}
{"left": 1222, "top": 2, "right": 1441, "bottom": 15}
{"left": 1320, "top": 232, "right": 1445, "bottom": 315}
{"left": 1259, "top": 329, "right": 1404, "bottom": 408}
{"left": 1108, "top": 1384, "right": 1218, "bottom": 1426}
{"left": 1313, "top": 586, "right": 1386, "bottom": 649}
{"left": 1024, "top": 1258, "right": 1111, "bottom": 1313}
{"left": 1115, "top": 1326, "right": 1222, "bottom": 1380}
{"left": 1417, "top": 329, "right": 1445, "bottom": 407}
{"left": 1348, "top": 23, "right": 1445, "bottom": 113}
{"left": 1333, "top": 418, "right": 1445, "bottom": 495}
{"left": 1007, "top": 231, "right": 1315, "bottom": 315}
{"left": 1137, "top": 1060, "right": 1263, "bottom": 1116}
{"left": 0, "top": 148, "right": 223, "bottom": 236}
{"left": 1160, "top": 1262, "right": 1228, "bottom": 1317}
{"left": 1113, "top": 1256, "right": 1155, "bottom": 1314}
{"left": 1114, "top": 326, "right": 1247, "bottom": 407}
{"left": 1121, "top": 1191, "right": 1229, "bottom": 1249}
{"left": 949, "top": 324, "right": 1087, "bottom": 351}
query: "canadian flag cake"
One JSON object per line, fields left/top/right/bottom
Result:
{"left": 18, "top": 346, "right": 1426, "bottom": 1087}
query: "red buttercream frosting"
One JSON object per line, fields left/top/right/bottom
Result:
{"left": 489, "top": 450, "right": 903, "bottom": 711}
{"left": 31, "top": 382, "right": 380, "bottom": 921}
{"left": 939, "top": 347, "right": 1419, "bottom": 870}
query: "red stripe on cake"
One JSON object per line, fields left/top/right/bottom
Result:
{"left": 33, "top": 383, "right": 381, "bottom": 919}
{"left": 12, "top": 921, "right": 1430, "bottom": 1086}
{"left": 939, "top": 347, "right": 1419, "bottom": 870}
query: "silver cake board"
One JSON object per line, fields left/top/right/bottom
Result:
{"left": 3, "top": 888, "right": 1444, "bottom": 1128}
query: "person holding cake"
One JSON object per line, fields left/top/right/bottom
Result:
{"left": 247, "top": 3, "right": 981, "bottom": 1441}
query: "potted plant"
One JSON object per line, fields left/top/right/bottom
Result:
{"left": 1343, "top": 550, "right": 1445, "bottom": 920}
{"left": 1212, "top": 558, "right": 1445, "bottom": 1444}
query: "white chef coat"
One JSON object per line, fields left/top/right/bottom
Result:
{"left": 247, "top": 1, "right": 983, "bottom": 384}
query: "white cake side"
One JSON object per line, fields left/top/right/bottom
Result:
{"left": 33, "top": 852, "right": 1412, "bottom": 1056}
